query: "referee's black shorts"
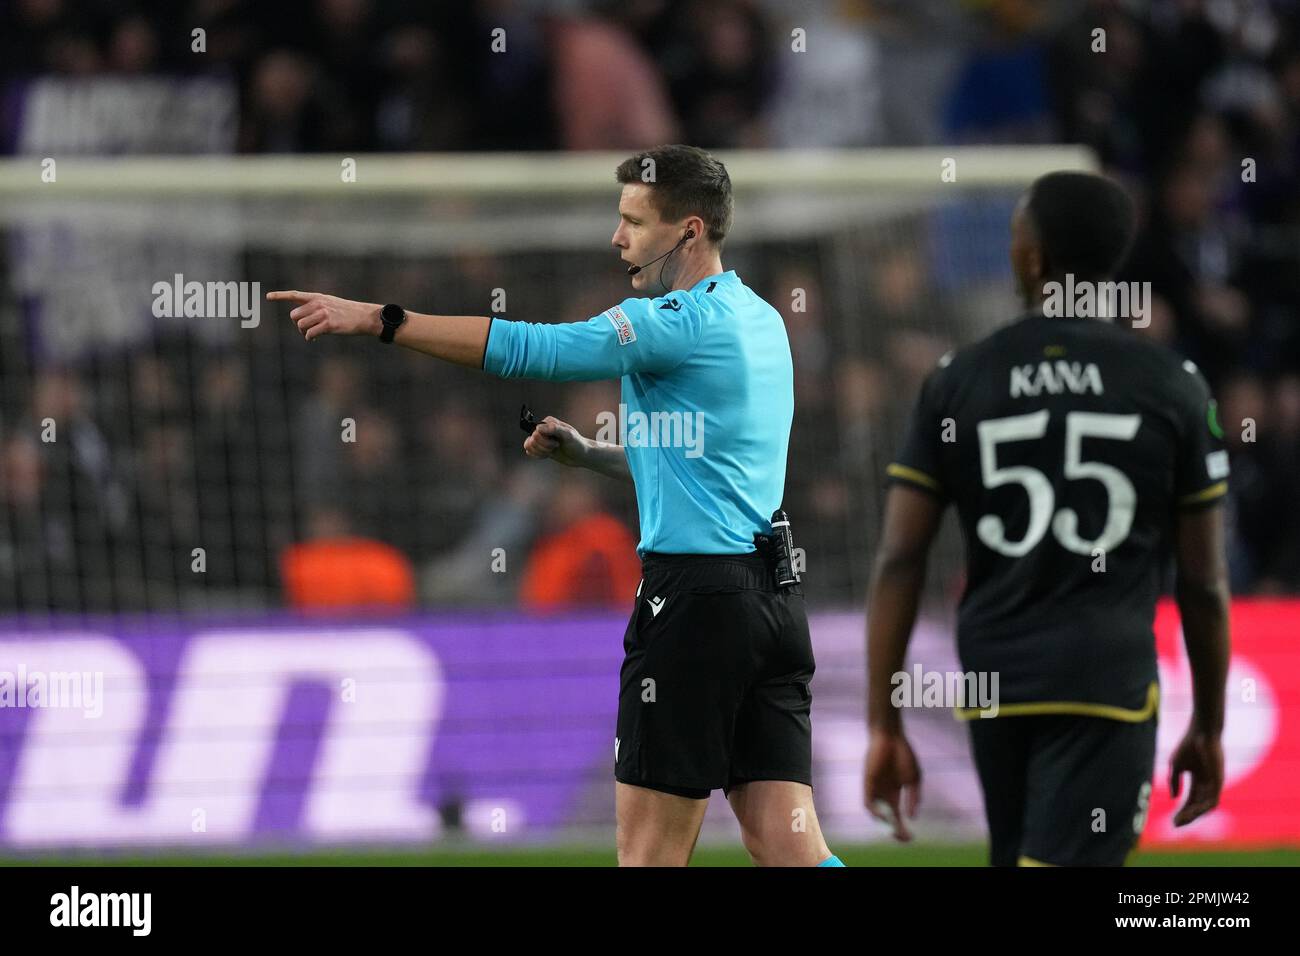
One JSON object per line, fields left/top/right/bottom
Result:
{"left": 613, "top": 550, "right": 816, "bottom": 800}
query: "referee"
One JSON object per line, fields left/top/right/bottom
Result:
{"left": 269, "top": 145, "right": 841, "bottom": 868}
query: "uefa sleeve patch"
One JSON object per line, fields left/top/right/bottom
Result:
{"left": 603, "top": 305, "right": 637, "bottom": 346}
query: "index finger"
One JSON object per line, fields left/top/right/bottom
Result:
{"left": 266, "top": 290, "right": 312, "bottom": 303}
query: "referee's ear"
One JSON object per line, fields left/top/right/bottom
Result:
{"left": 682, "top": 215, "right": 706, "bottom": 247}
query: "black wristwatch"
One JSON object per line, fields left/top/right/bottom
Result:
{"left": 379, "top": 303, "right": 407, "bottom": 343}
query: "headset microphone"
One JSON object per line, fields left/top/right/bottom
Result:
{"left": 626, "top": 229, "right": 695, "bottom": 276}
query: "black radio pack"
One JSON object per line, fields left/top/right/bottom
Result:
{"left": 753, "top": 508, "right": 801, "bottom": 589}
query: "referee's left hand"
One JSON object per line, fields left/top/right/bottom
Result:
{"left": 865, "top": 731, "right": 922, "bottom": 842}
{"left": 523, "top": 416, "right": 587, "bottom": 468}
{"left": 268, "top": 290, "right": 382, "bottom": 340}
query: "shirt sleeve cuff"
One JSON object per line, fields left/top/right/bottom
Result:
{"left": 1177, "top": 481, "right": 1228, "bottom": 510}
{"left": 886, "top": 463, "right": 945, "bottom": 497}
{"left": 482, "top": 316, "right": 508, "bottom": 376}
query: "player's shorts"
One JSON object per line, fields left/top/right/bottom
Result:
{"left": 967, "top": 712, "right": 1158, "bottom": 866}
{"left": 614, "top": 550, "right": 815, "bottom": 800}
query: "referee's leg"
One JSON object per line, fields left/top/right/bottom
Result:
{"left": 727, "top": 780, "right": 832, "bottom": 866}
{"left": 724, "top": 588, "right": 834, "bottom": 865}
{"left": 615, "top": 782, "right": 710, "bottom": 867}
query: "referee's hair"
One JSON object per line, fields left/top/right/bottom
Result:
{"left": 1025, "top": 171, "right": 1137, "bottom": 281}
{"left": 616, "top": 145, "right": 734, "bottom": 245}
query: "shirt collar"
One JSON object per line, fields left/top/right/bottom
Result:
{"left": 688, "top": 270, "right": 737, "bottom": 294}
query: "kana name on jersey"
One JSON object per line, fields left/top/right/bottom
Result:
{"left": 1010, "top": 360, "right": 1104, "bottom": 398}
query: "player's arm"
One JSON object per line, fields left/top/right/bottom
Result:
{"left": 867, "top": 486, "right": 945, "bottom": 733}
{"left": 864, "top": 360, "right": 950, "bottom": 841}
{"left": 1166, "top": 365, "right": 1232, "bottom": 827}
{"left": 864, "top": 484, "right": 944, "bottom": 841}
{"left": 1168, "top": 503, "right": 1231, "bottom": 826}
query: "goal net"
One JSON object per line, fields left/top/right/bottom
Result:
{"left": 0, "top": 147, "right": 1093, "bottom": 616}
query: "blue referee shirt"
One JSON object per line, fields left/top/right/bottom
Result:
{"left": 482, "top": 270, "right": 793, "bottom": 556}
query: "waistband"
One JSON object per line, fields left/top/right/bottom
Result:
{"left": 641, "top": 550, "right": 766, "bottom": 570}
{"left": 640, "top": 550, "right": 778, "bottom": 592}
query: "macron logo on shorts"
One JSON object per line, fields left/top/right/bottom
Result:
{"left": 604, "top": 305, "right": 636, "bottom": 346}
{"left": 648, "top": 595, "right": 667, "bottom": 617}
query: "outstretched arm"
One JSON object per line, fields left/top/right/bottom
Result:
{"left": 266, "top": 292, "right": 492, "bottom": 368}
{"left": 268, "top": 288, "right": 704, "bottom": 382}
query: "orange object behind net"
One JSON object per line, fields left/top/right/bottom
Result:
{"left": 520, "top": 513, "right": 642, "bottom": 612}
{"left": 280, "top": 537, "right": 416, "bottom": 610}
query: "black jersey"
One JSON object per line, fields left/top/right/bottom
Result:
{"left": 888, "top": 311, "right": 1229, "bottom": 714}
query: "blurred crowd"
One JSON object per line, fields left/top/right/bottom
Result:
{"left": 1, "top": 0, "right": 1298, "bottom": 610}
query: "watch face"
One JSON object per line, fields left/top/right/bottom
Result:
{"left": 381, "top": 304, "right": 405, "bottom": 326}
